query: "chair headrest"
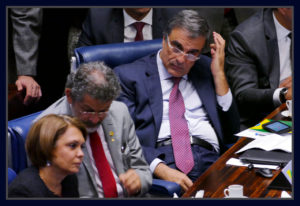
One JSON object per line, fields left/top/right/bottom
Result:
{"left": 8, "top": 111, "right": 42, "bottom": 141}
{"left": 74, "top": 39, "right": 162, "bottom": 68}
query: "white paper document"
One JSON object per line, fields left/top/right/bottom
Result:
{"left": 235, "top": 134, "right": 292, "bottom": 154}
{"left": 235, "top": 129, "right": 271, "bottom": 139}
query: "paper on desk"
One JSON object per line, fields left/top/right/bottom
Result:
{"left": 235, "top": 129, "right": 271, "bottom": 139}
{"left": 235, "top": 134, "right": 292, "bottom": 153}
{"left": 226, "top": 158, "right": 280, "bottom": 170}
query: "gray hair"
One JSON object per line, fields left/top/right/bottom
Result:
{"left": 65, "top": 61, "right": 121, "bottom": 102}
{"left": 164, "top": 9, "right": 211, "bottom": 40}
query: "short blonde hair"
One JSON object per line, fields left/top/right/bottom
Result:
{"left": 26, "top": 114, "right": 87, "bottom": 168}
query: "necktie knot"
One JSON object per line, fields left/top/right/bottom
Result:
{"left": 171, "top": 77, "right": 182, "bottom": 85}
{"left": 133, "top": 22, "right": 145, "bottom": 41}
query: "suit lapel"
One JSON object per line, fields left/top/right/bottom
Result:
{"left": 144, "top": 55, "right": 163, "bottom": 137}
{"left": 264, "top": 9, "right": 280, "bottom": 88}
{"left": 81, "top": 145, "right": 99, "bottom": 191}
{"left": 110, "top": 9, "right": 124, "bottom": 43}
{"left": 101, "top": 115, "right": 123, "bottom": 175}
{"left": 152, "top": 9, "right": 163, "bottom": 39}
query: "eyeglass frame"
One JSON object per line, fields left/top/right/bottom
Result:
{"left": 78, "top": 110, "right": 108, "bottom": 119}
{"left": 165, "top": 35, "right": 201, "bottom": 61}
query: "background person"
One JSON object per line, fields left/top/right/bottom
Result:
{"left": 8, "top": 114, "right": 87, "bottom": 197}
{"left": 226, "top": 8, "right": 293, "bottom": 129}
{"left": 77, "top": 8, "right": 182, "bottom": 47}
{"left": 9, "top": 8, "right": 43, "bottom": 105}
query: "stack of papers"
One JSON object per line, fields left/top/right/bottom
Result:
{"left": 236, "top": 134, "right": 292, "bottom": 154}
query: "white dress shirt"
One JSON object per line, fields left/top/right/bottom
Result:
{"left": 123, "top": 9, "right": 153, "bottom": 42}
{"left": 86, "top": 126, "right": 124, "bottom": 197}
{"left": 150, "top": 51, "right": 233, "bottom": 172}
{"left": 272, "top": 11, "right": 292, "bottom": 106}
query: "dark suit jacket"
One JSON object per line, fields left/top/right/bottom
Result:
{"left": 77, "top": 8, "right": 182, "bottom": 47}
{"left": 8, "top": 166, "right": 79, "bottom": 197}
{"left": 114, "top": 53, "right": 240, "bottom": 164}
{"left": 226, "top": 8, "right": 280, "bottom": 129}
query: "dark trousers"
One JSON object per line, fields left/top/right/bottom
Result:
{"left": 157, "top": 144, "right": 219, "bottom": 182}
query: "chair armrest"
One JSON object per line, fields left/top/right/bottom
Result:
{"left": 149, "top": 179, "right": 181, "bottom": 197}
{"left": 8, "top": 168, "right": 17, "bottom": 185}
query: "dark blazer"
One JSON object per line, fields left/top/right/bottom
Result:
{"left": 114, "top": 53, "right": 240, "bottom": 164}
{"left": 226, "top": 9, "right": 281, "bottom": 129}
{"left": 8, "top": 166, "right": 79, "bottom": 198}
{"left": 77, "top": 8, "right": 182, "bottom": 47}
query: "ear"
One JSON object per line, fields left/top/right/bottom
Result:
{"left": 65, "top": 88, "right": 73, "bottom": 104}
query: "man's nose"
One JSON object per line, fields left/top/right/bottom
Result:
{"left": 89, "top": 115, "right": 101, "bottom": 124}
{"left": 176, "top": 54, "right": 186, "bottom": 64}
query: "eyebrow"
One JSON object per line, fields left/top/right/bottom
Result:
{"left": 80, "top": 104, "right": 109, "bottom": 113}
{"left": 171, "top": 40, "right": 201, "bottom": 54}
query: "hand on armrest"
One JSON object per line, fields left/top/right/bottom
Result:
{"left": 153, "top": 163, "right": 193, "bottom": 192}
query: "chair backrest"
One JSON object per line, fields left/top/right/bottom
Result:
{"left": 8, "top": 168, "right": 17, "bottom": 185}
{"left": 8, "top": 111, "right": 42, "bottom": 173}
{"left": 73, "top": 39, "right": 162, "bottom": 70}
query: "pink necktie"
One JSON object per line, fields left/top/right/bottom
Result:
{"left": 90, "top": 132, "right": 118, "bottom": 197}
{"left": 133, "top": 22, "right": 145, "bottom": 41}
{"left": 169, "top": 77, "right": 194, "bottom": 174}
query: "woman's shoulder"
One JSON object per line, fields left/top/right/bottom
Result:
{"left": 8, "top": 167, "right": 54, "bottom": 198}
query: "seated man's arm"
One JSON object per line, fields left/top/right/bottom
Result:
{"left": 119, "top": 103, "right": 152, "bottom": 196}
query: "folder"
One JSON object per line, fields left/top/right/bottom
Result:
{"left": 239, "top": 148, "right": 292, "bottom": 166}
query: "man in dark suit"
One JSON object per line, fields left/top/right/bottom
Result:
{"left": 226, "top": 8, "right": 292, "bottom": 129}
{"left": 114, "top": 10, "right": 240, "bottom": 192}
{"left": 77, "top": 8, "right": 182, "bottom": 47}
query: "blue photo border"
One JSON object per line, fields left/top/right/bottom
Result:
{"left": 1, "top": 0, "right": 298, "bottom": 205}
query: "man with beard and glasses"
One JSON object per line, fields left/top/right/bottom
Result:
{"left": 35, "top": 61, "right": 152, "bottom": 198}
{"left": 114, "top": 10, "right": 240, "bottom": 193}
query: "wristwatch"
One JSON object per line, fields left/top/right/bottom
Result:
{"left": 279, "top": 88, "right": 288, "bottom": 103}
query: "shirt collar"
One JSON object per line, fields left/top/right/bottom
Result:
{"left": 273, "top": 10, "right": 291, "bottom": 40}
{"left": 123, "top": 9, "right": 153, "bottom": 27}
{"left": 156, "top": 50, "right": 188, "bottom": 81}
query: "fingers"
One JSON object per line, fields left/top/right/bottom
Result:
{"left": 210, "top": 32, "right": 225, "bottom": 58}
{"left": 177, "top": 175, "right": 193, "bottom": 192}
{"left": 119, "top": 169, "right": 141, "bottom": 196}
{"left": 153, "top": 163, "right": 193, "bottom": 192}
{"left": 15, "top": 76, "right": 42, "bottom": 105}
{"left": 15, "top": 80, "right": 23, "bottom": 92}
{"left": 24, "top": 83, "right": 41, "bottom": 105}
{"left": 279, "top": 76, "right": 292, "bottom": 88}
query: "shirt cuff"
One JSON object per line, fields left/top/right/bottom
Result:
{"left": 149, "top": 158, "right": 165, "bottom": 174}
{"left": 273, "top": 88, "right": 283, "bottom": 107}
{"left": 216, "top": 89, "right": 233, "bottom": 112}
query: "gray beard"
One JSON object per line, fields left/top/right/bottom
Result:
{"left": 86, "top": 127, "right": 99, "bottom": 133}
